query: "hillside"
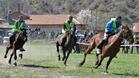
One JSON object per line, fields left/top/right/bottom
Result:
{"left": 0, "top": 0, "right": 139, "bottom": 27}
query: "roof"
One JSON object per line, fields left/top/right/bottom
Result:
{"left": 133, "top": 23, "right": 139, "bottom": 32}
{"left": 26, "top": 15, "right": 83, "bottom": 25}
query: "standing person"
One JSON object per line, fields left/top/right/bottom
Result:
{"left": 96, "top": 16, "right": 123, "bottom": 55}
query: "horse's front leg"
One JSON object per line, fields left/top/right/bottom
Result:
{"left": 104, "top": 57, "right": 113, "bottom": 74}
{"left": 13, "top": 48, "right": 17, "bottom": 66}
{"left": 62, "top": 47, "right": 66, "bottom": 61}
{"left": 56, "top": 42, "right": 61, "bottom": 61}
{"left": 4, "top": 45, "right": 11, "bottom": 58}
{"left": 8, "top": 51, "right": 14, "bottom": 64}
{"left": 64, "top": 50, "right": 71, "bottom": 66}
{"left": 79, "top": 42, "right": 95, "bottom": 66}
{"left": 93, "top": 54, "right": 99, "bottom": 67}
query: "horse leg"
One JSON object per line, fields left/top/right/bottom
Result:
{"left": 137, "top": 46, "right": 139, "bottom": 54}
{"left": 79, "top": 42, "right": 95, "bottom": 66}
{"left": 64, "top": 50, "right": 71, "bottom": 66}
{"left": 4, "top": 45, "right": 11, "bottom": 58}
{"left": 130, "top": 46, "right": 133, "bottom": 54}
{"left": 13, "top": 49, "right": 17, "bottom": 66}
{"left": 56, "top": 42, "right": 61, "bottom": 61}
{"left": 8, "top": 51, "right": 14, "bottom": 64}
{"left": 79, "top": 53, "right": 87, "bottom": 66}
{"left": 62, "top": 47, "right": 66, "bottom": 61}
{"left": 19, "top": 42, "right": 26, "bottom": 59}
{"left": 93, "top": 54, "right": 104, "bottom": 69}
{"left": 94, "top": 54, "right": 99, "bottom": 67}
{"left": 104, "top": 57, "right": 113, "bottom": 74}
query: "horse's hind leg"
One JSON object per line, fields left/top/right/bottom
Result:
{"left": 13, "top": 49, "right": 17, "bottom": 66}
{"left": 79, "top": 53, "right": 87, "bottom": 66}
{"left": 56, "top": 42, "right": 61, "bottom": 61}
{"left": 4, "top": 45, "right": 11, "bottom": 58}
{"left": 104, "top": 57, "right": 113, "bottom": 74}
{"left": 8, "top": 51, "right": 14, "bottom": 64}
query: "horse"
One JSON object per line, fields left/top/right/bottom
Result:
{"left": 4, "top": 29, "right": 27, "bottom": 65}
{"left": 79, "top": 26, "right": 134, "bottom": 73}
{"left": 56, "top": 25, "right": 76, "bottom": 65}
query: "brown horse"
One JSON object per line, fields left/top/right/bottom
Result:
{"left": 56, "top": 25, "right": 76, "bottom": 65}
{"left": 4, "top": 29, "right": 27, "bottom": 65}
{"left": 79, "top": 26, "right": 134, "bottom": 73}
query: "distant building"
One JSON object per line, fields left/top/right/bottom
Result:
{"left": 26, "top": 15, "right": 86, "bottom": 33}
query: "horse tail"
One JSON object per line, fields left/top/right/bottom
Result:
{"left": 85, "top": 37, "right": 96, "bottom": 54}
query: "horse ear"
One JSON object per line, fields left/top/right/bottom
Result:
{"left": 122, "top": 26, "right": 125, "bottom": 30}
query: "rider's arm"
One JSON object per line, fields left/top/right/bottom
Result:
{"left": 105, "top": 21, "right": 113, "bottom": 34}
{"left": 63, "top": 23, "right": 68, "bottom": 31}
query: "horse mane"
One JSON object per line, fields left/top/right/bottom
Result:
{"left": 16, "top": 30, "right": 27, "bottom": 42}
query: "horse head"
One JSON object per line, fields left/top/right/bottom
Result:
{"left": 122, "top": 26, "right": 134, "bottom": 44}
{"left": 18, "top": 29, "right": 28, "bottom": 42}
{"left": 71, "top": 24, "right": 76, "bottom": 35}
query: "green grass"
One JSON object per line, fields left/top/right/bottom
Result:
{"left": 0, "top": 42, "right": 139, "bottom": 78}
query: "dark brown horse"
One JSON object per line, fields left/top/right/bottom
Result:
{"left": 79, "top": 26, "right": 134, "bottom": 73}
{"left": 4, "top": 29, "right": 27, "bottom": 65}
{"left": 56, "top": 25, "right": 76, "bottom": 65}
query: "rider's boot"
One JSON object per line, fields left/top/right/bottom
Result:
{"left": 20, "top": 48, "right": 26, "bottom": 52}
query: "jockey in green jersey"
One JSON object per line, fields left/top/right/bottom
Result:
{"left": 61, "top": 15, "right": 74, "bottom": 46}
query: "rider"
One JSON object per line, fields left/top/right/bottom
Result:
{"left": 96, "top": 16, "right": 122, "bottom": 55}
{"left": 9, "top": 15, "right": 29, "bottom": 51}
{"left": 61, "top": 15, "right": 74, "bottom": 46}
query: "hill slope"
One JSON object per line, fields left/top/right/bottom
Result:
{"left": 0, "top": 0, "right": 139, "bottom": 25}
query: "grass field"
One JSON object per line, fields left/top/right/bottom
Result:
{"left": 0, "top": 41, "right": 139, "bottom": 78}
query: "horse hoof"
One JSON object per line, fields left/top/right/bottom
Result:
{"left": 64, "top": 63, "right": 67, "bottom": 66}
{"left": 14, "top": 62, "right": 17, "bottom": 66}
{"left": 79, "top": 61, "right": 84, "bottom": 66}
{"left": 8, "top": 61, "right": 11, "bottom": 64}
{"left": 79, "top": 63, "right": 83, "bottom": 67}
{"left": 78, "top": 64, "right": 82, "bottom": 67}
{"left": 93, "top": 65, "right": 98, "bottom": 69}
{"left": 4, "top": 56, "right": 7, "bottom": 58}
{"left": 62, "top": 58, "right": 65, "bottom": 61}
{"left": 104, "top": 71, "right": 108, "bottom": 75}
